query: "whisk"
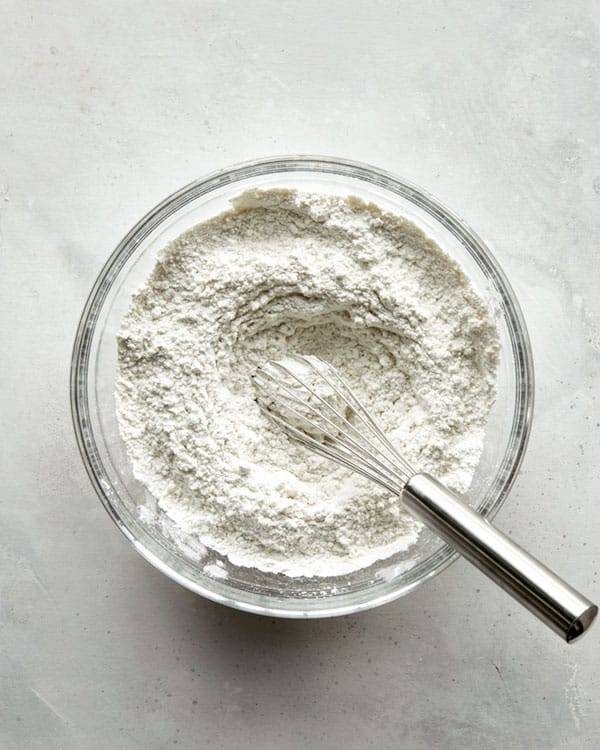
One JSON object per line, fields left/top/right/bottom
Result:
{"left": 253, "top": 353, "right": 597, "bottom": 642}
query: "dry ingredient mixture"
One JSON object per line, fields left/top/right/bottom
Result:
{"left": 116, "top": 189, "right": 499, "bottom": 577}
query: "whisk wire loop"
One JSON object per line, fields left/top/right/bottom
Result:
{"left": 253, "top": 354, "right": 415, "bottom": 489}
{"left": 253, "top": 370, "right": 405, "bottom": 490}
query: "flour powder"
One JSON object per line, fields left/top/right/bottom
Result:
{"left": 116, "top": 189, "right": 499, "bottom": 577}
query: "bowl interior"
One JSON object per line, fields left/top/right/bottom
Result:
{"left": 72, "top": 157, "right": 533, "bottom": 616}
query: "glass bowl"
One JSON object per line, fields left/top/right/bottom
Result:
{"left": 71, "top": 156, "right": 534, "bottom": 617}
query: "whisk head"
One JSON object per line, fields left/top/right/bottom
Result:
{"left": 252, "top": 354, "right": 416, "bottom": 493}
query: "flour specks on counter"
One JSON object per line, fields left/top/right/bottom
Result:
{"left": 116, "top": 189, "right": 499, "bottom": 577}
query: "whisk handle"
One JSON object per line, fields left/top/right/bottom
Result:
{"left": 403, "top": 473, "right": 597, "bottom": 642}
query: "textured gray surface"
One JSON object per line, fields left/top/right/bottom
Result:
{"left": 1, "top": 1, "right": 599, "bottom": 748}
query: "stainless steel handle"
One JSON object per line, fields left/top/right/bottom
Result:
{"left": 403, "top": 473, "right": 598, "bottom": 642}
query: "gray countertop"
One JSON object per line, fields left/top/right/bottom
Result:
{"left": 1, "top": 2, "right": 599, "bottom": 748}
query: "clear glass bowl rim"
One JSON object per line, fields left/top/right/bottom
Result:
{"left": 70, "top": 155, "right": 534, "bottom": 617}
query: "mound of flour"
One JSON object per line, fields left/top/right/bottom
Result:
{"left": 116, "top": 189, "right": 499, "bottom": 577}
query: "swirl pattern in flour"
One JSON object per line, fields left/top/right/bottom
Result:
{"left": 116, "top": 189, "right": 499, "bottom": 577}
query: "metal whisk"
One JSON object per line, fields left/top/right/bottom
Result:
{"left": 253, "top": 353, "right": 597, "bottom": 642}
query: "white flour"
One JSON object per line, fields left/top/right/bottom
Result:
{"left": 116, "top": 189, "right": 499, "bottom": 577}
